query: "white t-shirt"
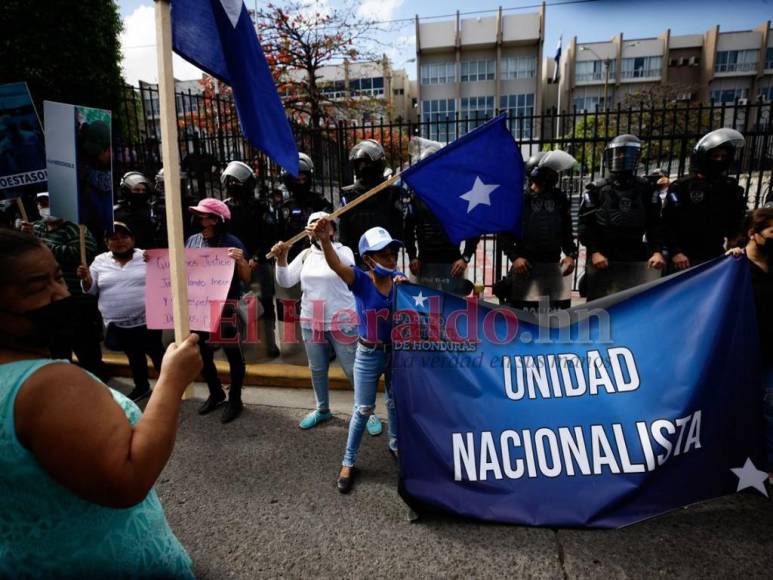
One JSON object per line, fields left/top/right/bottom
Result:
{"left": 83, "top": 249, "right": 148, "bottom": 328}
{"left": 275, "top": 243, "right": 357, "bottom": 331}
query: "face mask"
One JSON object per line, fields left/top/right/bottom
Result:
{"left": 368, "top": 258, "right": 395, "bottom": 278}
{"left": 112, "top": 248, "right": 134, "bottom": 260}
{"left": 24, "top": 294, "right": 100, "bottom": 349}
{"left": 37, "top": 206, "right": 50, "bottom": 220}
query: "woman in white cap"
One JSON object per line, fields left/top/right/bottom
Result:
{"left": 310, "top": 218, "right": 406, "bottom": 493}
{"left": 186, "top": 198, "right": 252, "bottom": 423}
{"left": 271, "top": 212, "right": 360, "bottom": 430}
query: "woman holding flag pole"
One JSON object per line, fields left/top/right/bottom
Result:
{"left": 310, "top": 218, "right": 408, "bottom": 494}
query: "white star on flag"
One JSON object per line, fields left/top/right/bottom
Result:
{"left": 460, "top": 176, "right": 500, "bottom": 214}
{"left": 730, "top": 457, "right": 769, "bottom": 497}
{"left": 413, "top": 291, "right": 428, "bottom": 307}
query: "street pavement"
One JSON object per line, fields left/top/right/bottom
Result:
{"left": 113, "top": 378, "right": 773, "bottom": 579}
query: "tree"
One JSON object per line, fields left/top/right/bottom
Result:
{"left": 255, "top": 0, "right": 388, "bottom": 128}
{"left": 0, "top": 0, "right": 124, "bottom": 118}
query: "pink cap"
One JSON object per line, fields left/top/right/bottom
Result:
{"left": 188, "top": 198, "right": 231, "bottom": 221}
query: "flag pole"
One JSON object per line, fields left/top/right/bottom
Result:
{"left": 155, "top": 0, "right": 193, "bottom": 395}
{"left": 265, "top": 172, "right": 402, "bottom": 259}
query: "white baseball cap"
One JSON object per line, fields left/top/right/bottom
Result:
{"left": 358, "top": 227, "right": 403, "bottom": 256}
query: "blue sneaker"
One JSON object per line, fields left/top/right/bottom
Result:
{"left": 299, "top": 410, "right": 333, "bottom": 430}
{"left": 367, "top": 414, "right": 383, "bottom": 436}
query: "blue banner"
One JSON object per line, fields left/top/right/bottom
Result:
{"left": 392, "top": 257, "right": 765, "bottom": 528}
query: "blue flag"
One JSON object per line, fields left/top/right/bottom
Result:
{"left": 392, "top": 257, "right": 765, "bottom": 528}
{"left": 172, "top": 0, "right": 299, "bottom": 175}
{"left": 401, "top": 114, "right": 523, "bottom": 245}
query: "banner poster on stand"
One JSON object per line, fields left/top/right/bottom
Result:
{"left": 0, "top": 82, "right": 46, "bottom": 198}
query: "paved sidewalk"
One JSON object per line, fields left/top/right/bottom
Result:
{"left": 111, "top": 378, "right": 773, "bottom": 579}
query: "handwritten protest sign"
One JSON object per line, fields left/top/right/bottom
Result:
{"left": 145, "top": 248, "right": 235, "bottom": 332}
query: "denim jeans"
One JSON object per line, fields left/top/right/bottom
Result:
{"left": 301, "top": 326, "right": 356, "bottom": 413}
{"left": 342, "top": 343, "right": 397, "bottom": 467}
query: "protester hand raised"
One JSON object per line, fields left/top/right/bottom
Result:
{"left": 271, "top": 241, "right": 289, "bottom": 263}
{"left": 157, "top": 334, "right": 202, "bottom": 395}
{"left": 309, "top": 217, "right": 331, "bottom": 242}
{"left": 76, "top": 265, "right": 93, "bottom": 289}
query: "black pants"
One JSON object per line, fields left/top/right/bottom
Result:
{"left": 195, "top": 304, "right": 245, "bottom": 403}
{"left": 110, "top": 326, "right": 165, "bottom": 391}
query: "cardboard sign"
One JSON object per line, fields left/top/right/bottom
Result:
{"left": 145, "top": 248, "right": 235, "bottom": 332}
{"left": 44, "top": 101, "right": 113, "bottom": 233}
{"left": 0, "top": 82, "right": 46, "bottom": 197}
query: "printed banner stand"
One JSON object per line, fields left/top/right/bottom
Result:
{"left": 392, "top": 257, "right": 765, "bottom": 528}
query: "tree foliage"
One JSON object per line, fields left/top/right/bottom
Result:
{"left": 255, "top": 0, "right": 389, "bottom": 127}
{"left": 0, "top": 0, "right": 124, "bottom": 118}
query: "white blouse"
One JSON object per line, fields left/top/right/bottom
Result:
{"left": 83, "top": 250, "right": 149, "bottom": 328}
{"left": 275, "top": 243, "right": 357, "bottom": 331}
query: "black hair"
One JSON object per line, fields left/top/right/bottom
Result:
{"left": 0, "top": 229, "right": 44, "bottom": 282}
{"left": 739, "top": 208, "right": 773, "bottom": 245}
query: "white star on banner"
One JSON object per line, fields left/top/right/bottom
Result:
{"left": 220, "top": 0, "right": 244, "bottom": 28}
{"left": 413, "top": 291, "right": 428, "bottom": 307}
{"left": 460, "top": 176, "right": 500, "bottom": 214}
{"left": 730, "top": 457, "right": 769, "bottom": 497}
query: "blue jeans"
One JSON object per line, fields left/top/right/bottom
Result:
{"left": 342, "top": 343, "right": 397, "bottom": 467}
{"left": 301, "top": 326, "right": 356, "bottom": 413}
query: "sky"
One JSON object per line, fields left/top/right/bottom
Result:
{"left": 117, "top": 0, "right": 772, "bottom": 84}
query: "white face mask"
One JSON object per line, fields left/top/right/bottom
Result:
{"left": 37, "top": 206, "right": 51, "bottom": 220}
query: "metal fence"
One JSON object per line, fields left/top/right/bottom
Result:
{"left": 115, "top": 83, "right": 773, "bottom": 293}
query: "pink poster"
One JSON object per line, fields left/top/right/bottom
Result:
{"left": 145, "top": 248, "right": 235, "bottom": 332}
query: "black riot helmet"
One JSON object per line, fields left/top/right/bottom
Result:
{"left": 529, "top": 150, "right": 576, "bottom": 190}
{"left": 604, "top": 134, "right": 641, "bottom": 175}
{"left": 691, "top": 128, "right": 745, "bottom": 177}
{"left": 220, "top": 160, "right": 256, "bottom": 199}
{"left": 119, "top": 171, "right": 153, "bottom": 204}
{"left": 349, "top": 139, "right": 386, "bottom": 186}
{"left": 281, "top": 152, "right": 314, "bottom": 197}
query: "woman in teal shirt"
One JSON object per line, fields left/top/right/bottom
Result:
{"left": 0, "top": 229, "right": 202, "bottom": 578}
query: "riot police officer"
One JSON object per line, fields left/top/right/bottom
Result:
{"left": 338, "top": 139, "right": 405, "bottom": 264}
{"left": 280, "top": 152, "right": 333, "bottom": 260}
{"left": 403, "top": 142, "right": 479, "bottom": 295}
{"left": 497, "top": 150, "right": 577, "bottom": 310}
{"left": 153, "top": 167, "right": 196, "bottom": 243}
{"left": 114, "top": 171, "right": 163, "bottom": 249}
{"left": 663, "top": 128, "right": 747, "bottom": 270}
{"left": 222, "top": 160, "right": 261, "bottom": 257}
{"left": 578, "top": 134, "right": 666, "bottom": 299}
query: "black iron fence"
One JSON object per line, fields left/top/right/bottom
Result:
{"left": 115, "top": 83, "right": 773, "bottom": 293}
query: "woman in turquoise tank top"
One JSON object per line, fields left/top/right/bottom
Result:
{"left": 0, "top": 230, "right": 202, "bottom": 578}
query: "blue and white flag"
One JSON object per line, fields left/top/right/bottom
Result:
{"left": 552, "top": 36, "right": 562, "bottom": 83}
{"left": 391, "top": 257, "right": 766, "bottom": 528}
{"left": 401, "top": 114, "right": 523, "bottom": 244}
{"left": 172, "top": 0, "right": 299, "bottom": 175}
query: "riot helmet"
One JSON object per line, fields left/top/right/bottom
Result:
{"left": 220, "top": 160, "right": 256, "bottom": 199}
{"left": 529, "top": 150, "right": 576, "bottom": 190}
{"left": 692, "top": 128, "right": 745, "bottom": 176}
{"left": 155, "top": 167, "right": 189, "bottom": 196}
{"left": 119, "top": 171, "right": 153, "bottom": 205}
{"left": 281, "top": 152, "right": 314, "bottom": 197}
{"left": 524, "top": 151, "right": 546, "bottom": 175}
{"left": 349, "top": 139, "right": 386, "bottom": 186}
{"left": 604, "top": 134, "right": 641, "bottom": 175}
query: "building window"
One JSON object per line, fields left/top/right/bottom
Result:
{"left": 421, "top": 99, "right": 456, "bottom": 142}
{"left": 320, "top": 80, "right": 347, "bottom": 99}
{"left": 575, "top": 59, "right": 616, "bottom": 82}
{"left": 461, "top": 59, "right": 495, "bottom": 82}
{"left": 349, "top": 77, "right": 384, "bottom": 97}
{"left": 766, "top": 47, "right": 773, "bottom": 69}
{"left": 393, "top": 88, "right": 404, "bottom": 96}
{"left": 759, "top": 85, "right": 773, "bottom": 102}
{"left": 500, "top": 93, "right": 534, "bottom": 139}
{"left": 501, "top": 56, "right": 536, "bottom": 80}
{"left": 710, "top": 85, "right": 748, "bottom": 104}
{"left": 715, "top": 50, "right": 758, "bottom": 73}
{"left": 572, "top": 94, "right": 611, "bottom": 112}
{"left": 460, "top": 96, "right": 494, "bottom": 132}
{"left": 420, "top": 62, "right": 456, "bottom": 85}
{"left": 621, "top": 56, "right": 661, "bottom": 79}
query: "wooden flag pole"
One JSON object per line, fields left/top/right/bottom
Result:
{"left": 15, "top": 197, "right": 28, "bottom": 223}
{"left": 78, "top": 225, "right": 87, "bottom": 265}
{"left": 265, "top": 172, "right": 403, "bottom": 259}
{"left": 155, "top": 0, "right": 193, "bottom": 397}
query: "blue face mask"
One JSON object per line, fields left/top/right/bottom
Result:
{"left": 368, "top": 257, "right": 395, "bottom": 278}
